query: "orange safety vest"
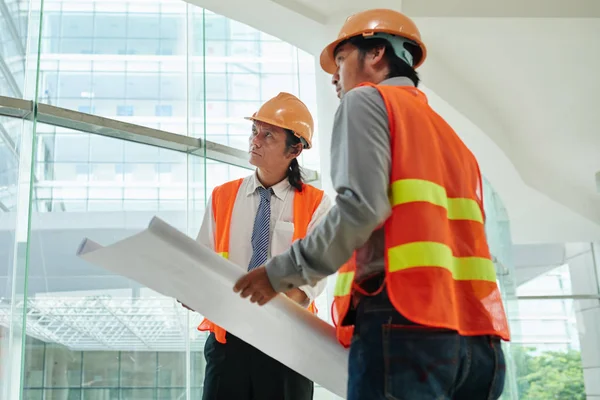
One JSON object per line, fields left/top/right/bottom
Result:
{"left": 198, "top": 178, "right": 324, "bottom": 343}
{"left": 332, "top": 83, "right": 511, "bottom": 347}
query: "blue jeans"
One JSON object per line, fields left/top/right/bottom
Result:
{"left": 347, "top": 288, "right": 506, "bottom": 400}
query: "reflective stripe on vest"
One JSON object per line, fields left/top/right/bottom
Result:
{"left": 334, "top": 271, "right": 355, "bottom": 297}
{"left": 199, "top": 179, "right": 324, "bottom": 344}
{"left": 390, "top": 179, "right": 483, "bottom": 223}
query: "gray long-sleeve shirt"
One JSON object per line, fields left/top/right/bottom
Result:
{"left": 265, "top": 77, "right": 415, "bottom": 292}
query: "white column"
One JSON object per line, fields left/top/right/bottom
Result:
{"left": 44, "top": 346, "right": 70, "bottom": 400}
{"left": 568, "top": 242, "right": 600, "bottom": 400}
{"left": 0, "top": 325, "right": 24, "bottom": 400}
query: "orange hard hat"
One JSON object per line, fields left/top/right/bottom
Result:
{"left": 320, "top": 9, "right": 427, "bottom": 74}
{"left": 245, "top": 92, "right": 314, "bottom": 149}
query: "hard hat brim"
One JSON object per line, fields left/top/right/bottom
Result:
{"left": 245, "top": 115, "right": 312, "bottom": 149}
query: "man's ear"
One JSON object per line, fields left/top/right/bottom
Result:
{"left": 288, "top": 143, "right": 303, "bottom": 159}
{"left": 370, "top": 45, "right": 386, "bottom": 65}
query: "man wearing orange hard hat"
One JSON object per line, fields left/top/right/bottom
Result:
{"left": 183, "top": 92, "right": 329, "bottom": 400}
{"left": 235, "top": 9, "right": 510, "bottom": 399}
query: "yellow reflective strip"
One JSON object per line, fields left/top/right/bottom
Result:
{"left": 388, "top": 241, "right": 497, "bottom": 282}
{"left": 390, "top": 179, "right": 483, "bottom": 223}
{"left": 334, "top": 271, "right": 355, "bottom": 297}
{"left": 218, "top": 252, "right": 228, "bottom": 259}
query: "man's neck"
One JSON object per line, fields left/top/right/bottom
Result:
{"left": 256, "top": 168, "right": 287, "bottom": 189}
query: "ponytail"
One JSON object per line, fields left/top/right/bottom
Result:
{"left": 288, "top": 158, "right": 303, "bottom": 192}
{"left": 284, "top": 129, "right": 304, "bottom": 192}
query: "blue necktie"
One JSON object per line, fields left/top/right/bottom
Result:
{"left": 248, "top": 187, "right": 272, "bottom": 271}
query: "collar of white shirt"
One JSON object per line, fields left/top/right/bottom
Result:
{"left": 245, "top": 172, "right": 290, "bottom": 200}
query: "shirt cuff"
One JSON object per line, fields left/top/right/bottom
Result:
{"left": 265, "top": 251, "right": 307, "bottom": 293}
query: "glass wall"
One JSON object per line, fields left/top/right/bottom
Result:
{"left": 1, "top": 0, "right": 330, "bottom": 399}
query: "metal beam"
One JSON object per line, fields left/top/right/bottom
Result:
{"left": 0, "top": 96, "right": 320, "bottom": 181}
{"left": 36, "top": 103, "right": 202, "bottom": 154}
{"left": 0, "top": 95, "right": 32, "bottom": 118}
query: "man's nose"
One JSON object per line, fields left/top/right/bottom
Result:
{"left": 331, "top": 72, "right": 339, "bottom": 86}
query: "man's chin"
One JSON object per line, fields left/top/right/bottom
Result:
{"left": 248, "top": 154, "right": 261, "bottom": 167}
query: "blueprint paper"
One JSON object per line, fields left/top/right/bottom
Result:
{"left": 77, "top": 217, "right": 349, "bottom": 398}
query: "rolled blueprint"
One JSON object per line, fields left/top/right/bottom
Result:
{"left": 77, "top": 217, "right": 349, "bottom": 398}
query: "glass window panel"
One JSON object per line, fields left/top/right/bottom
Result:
{"left": 229, "top": 40, "right": 260, "bottom": 57}
{"left": 125, "top": 38, "right": 160, "bottom": 55}
{"left": 87, "top": 199, "right": 122, "bottom": 211}
{"left": 89, "top": 136, "right": 124, "bottom": 163}
{"left": 93, "top": 38, "right": 126, "bottom": 55}
{"left": 159, "top": 39, "right": 180, "bottom": 55}
{"left": 61, "top": 14, "right": 94, "bottom": 37}
{"left": 92, "top": 74, "right": 126, "bottom": 99}
{"left": 120, "top": 389, "right": 155, "bottom": 399}
{"left": 158, "top": 389, "right": 185, "bottom": 399}
{"left": 205, "top": 101, "right": 227, "bottom": 119}
{"left": 123, "top": 200, "right": 158, "bottom": 211}
{"left": 205, "top": 40, "right": 227, "bottom": 56}
{"left": 52, "top": 133, "right": 90, "bottom": 162}
{"left": 228, "top": 101, "right": 261, "bottom": 119}
{"left": 260, "top": 41, "right": 294, "bottom": 58}
{"left": 82, "top": 389, "right": 119, "bottom": 400}
{"left": 23, "top": 340, "right": 44, "bottom": 387}
{"left": 94, "top": 14, "right": 127, "bottom": 37}
{"left": 120, "top": 352, "right": 156, "bottom": 387}
{"left": 160, "top": 16, "right": 182, "bottom": 39}
{"left": 58, "top": 74, "right": 93, "bottom": 98}
{"left": 229, "top": 74, "right": 260, "bottom": 101}
{"left": 191, "top": 351, "right": 205, "bottom": 387}
{"left": 123, "top": 187, "right": 159, "bottom": 199}
{"left": 126, "top": 75, "right": 160, "bottom": 99}
{"left": 260, "top": 74, "right": 296, "bottom": 99}
{"left": 157, "top": 352, "right": 185, "bottom": 386}
{"left": 127, "top": 15, "right": 160, "bottom": 38}
{"left": 82, "top": 352, "right": 120, "bottom": 387}
{"left": 60, "top": 38, "right": 93, "bottom": 54}
{"left": 123, "top": 142, "right": 160, "bottom": 163}
{"left": 159, "top": 75, "right": 186, "bottom": 100}
{"left": 204, "top": 15, "right": 228, "bottom": 40}
{"left": 229, "top": 20, "right": 259, "bottom": 40}
{"left": 22, "top": 390, "right": 42, "bottom": 400}
{"left": 204, "top": 73, "right": 227, "bottom": 100}
{"left": 44, "top": 13, "right": 62, "bottom": 37}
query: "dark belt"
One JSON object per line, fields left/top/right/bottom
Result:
{"left": 341, "top": 273, "right": 386, "bottom": 326}
{"left": 356, "top": 272, "right": 386, "bottom": 294}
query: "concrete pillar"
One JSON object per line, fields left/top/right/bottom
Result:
{"left": 568, "top": 242, "right": 600, "bottom": 400}
{"left": 0, "top": 325, "right": 24, "bottom": 400}
{"left": 44, "top": 346, "right": 70, "bottom": 400}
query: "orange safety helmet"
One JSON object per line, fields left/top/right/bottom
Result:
{"left": 320, "top": 9, "right": 427, "bottom": 74}
{"left": 245, "top": 92, "right": 314, "bottom": 149}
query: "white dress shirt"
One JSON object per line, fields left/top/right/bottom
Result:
{"left": 196, "top": 173, "right": 331, "bottom": 306}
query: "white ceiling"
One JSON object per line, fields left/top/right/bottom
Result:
{"left": 270, "top": 0, "right": 600, "bottom": 21}
{"left": 188, "top": 0, "right": 600, "bottom": 243}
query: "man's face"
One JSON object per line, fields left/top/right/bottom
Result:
{"left": 248, "top": 121, "right": 301, "bottom": 169}
{"left": 331, "top": 41, "right": 385, "bottom": 99}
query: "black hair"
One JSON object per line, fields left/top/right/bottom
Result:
{"left": 341, "top": 36, "right": 420, "bottom": 87}
{"left": 284, "top": 129, "right": 304, "bottom": 192}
